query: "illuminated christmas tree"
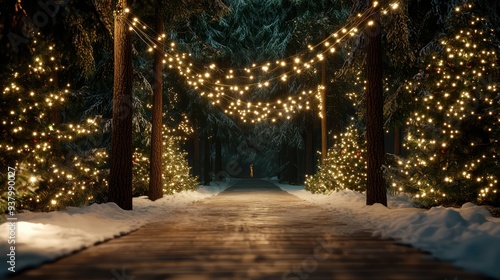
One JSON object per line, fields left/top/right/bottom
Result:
{"left": 305, "top": 121, "right": 367, "bottom": 193}
{"left": 396, "top": 3, "right": 500, "bottom": 206}
{"left": 0, "top": 41, "right": 106, "bottom": 212}
{"left": 132, "top": 128, "right": 199, "bottom": 196}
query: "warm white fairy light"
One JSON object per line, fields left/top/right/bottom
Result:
{"left": 0, "top": 42, "right": 113, "bottom": 211}
{"left": 305, "top": 121, "right": 367, "bottom": 193}
{"left": 132, "top": 126, "right": 198, "bottom": 194}
{"left": 124, "top": 2, "right": 401, "bottom": 122}
{"left": 394, "top": 3, "right": 499, "bottom": 204}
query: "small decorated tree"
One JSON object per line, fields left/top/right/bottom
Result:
{"left": 305, "top": 121, "right": 367, "bottom": 193}
{"left": 132, "top": 130, "right": 198, "bottom": 196}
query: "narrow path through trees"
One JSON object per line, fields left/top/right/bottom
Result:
{"left": 13, "top": 180, "right": 493, "bottom": 280}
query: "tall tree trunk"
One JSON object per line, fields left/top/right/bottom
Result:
{"left": 215, "top": 138, "right": 223, "bottom": 181}
{"left": 203, "top": 133, "right": 211, "bottom": 186}
{"left": 279, "top": 143, "right": 288, "bottom": 183}
{"left": 305, "top": 112, "right": 314, "bottom": 176}
{"left": 288, "top": 145, "right": 298, "bottom": 184}
{"left": 365, "top": 2, "right": 387, "bottom": 206}
{"left": 320, "top": 51, "right": 328, "bottom": 164}
{"left": 109, "top": 0, "right": 133, "bottom": 210}
{"left": 394, "top": 127, "right": 401, "bottom": 156}
{"left": 192, "top": 128, "right": 201, "bottom": 178}
{"left": 148, "top": 4, "right": 164, "bottom": 201}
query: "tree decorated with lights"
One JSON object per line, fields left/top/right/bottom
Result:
{"left": 0, "top": 39, "right": 198, "bottom": 211}
{"left": 396, "top": 3, "right": 500, "bottom": 206}
{"left": 305, "top": 121, "right": 367, "bottom": 193}
{"left": 0, "top": 41, "right": 107, "bottom": 212}
{"left": 132, "top": 127, "right": 198, "bottom": 196}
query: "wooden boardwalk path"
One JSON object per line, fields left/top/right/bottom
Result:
{"left": 11, "top": 180, "right": 493, "bottom": 280}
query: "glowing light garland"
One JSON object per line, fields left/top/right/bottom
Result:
{"left": 123, "top": 1, "right": 401, "bottom": 122}
{"left": 300, "top": 3, "right": 499, "bottom": 206}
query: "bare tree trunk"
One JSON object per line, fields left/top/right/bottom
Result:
{"left": 305, "top": 113, "right": 314, "bottom": 176}
{"left": 192, "top": 128, "right": 201, "bottom": 178}
{"left": 203, "top": 133, "right": 211, "bottom": 186}
{"left": 394, "top": 127, "right": 401, "bottom": 156}
{"left": 320, "top": 53, "right": 328, "bottom": 164}
{"left": 109, "top": 0, "right": 133, "bottom": 210}
{"left": 215, "top": 138, "right": 223, "bottom": 181}
{"left": 279, "top": 143, "right": 288, "bottom": 183}
{"left": 148, "top": 4, "right": 164, "bottom": 201}
{"left": 365, "top": 2, "right": 387, "bottom": 206}
{"left": 288, "top": 145, "right": 298, "bottom": 184}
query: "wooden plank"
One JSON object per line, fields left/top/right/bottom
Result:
{"left": 10, "top": 180, "right": 494, "bottom": 280}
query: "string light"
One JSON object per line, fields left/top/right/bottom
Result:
{"left": 132, "top": 127, "right": 198, "bottom": 194}
{"left": 1, "top": 42, "right": 110, "bottom": 211}
{"left": 124, "top": 2, "right": 401, "bottom": 122}
{"left": 393, "top": 3, "right": 499, "bottom": 204}
{"left": 305, "top": 121, "right": 367, "bottom": 193}
{"left": 302, "top": 3, "right": 497, "bottom": 205}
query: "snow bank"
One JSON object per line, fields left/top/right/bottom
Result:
{"left": 276, "top": 181, "right": 500, "bottom": 279}
{"left": 3, "top": 179, "right": 498, "bottom": 279}
{"left": 379, "top": 204, "right": 500, "bottom": 278}
{"left": 0, "top": 182, "right": 230, "bottom": 276}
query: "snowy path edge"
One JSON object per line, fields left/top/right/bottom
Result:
{"left": 0, "top": 181, "right": 233, "bottom": 276}
{"left": 272, "top": 179, "right": 500, "bottom": 279}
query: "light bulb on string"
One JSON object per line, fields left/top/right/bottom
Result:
{"left": 123, "top": 1, "right": 403, "bottom": 122}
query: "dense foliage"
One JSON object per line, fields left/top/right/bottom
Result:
{"left": 305, "top": 122, "right": 366, "bottom": 193}
{"left": 306, "top": 1, "right": 500, "bottom": 207}
{"left": 0, "top": 42, "right": 107, "bottom": 212}
{"left": 133, "top": 135, "right": 199, "bottom": 196}
{"left": 393, "top": 4, "right": 500, "bottom": 206}
{"left": 0, "top": 0, "right": 201, "bottom": 212}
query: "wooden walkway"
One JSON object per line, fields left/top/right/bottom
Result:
{"left": 11, "top": 180, "right": 493, "bottom": 280}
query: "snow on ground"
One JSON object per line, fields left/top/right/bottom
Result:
{"left": 3, "top": 178, "right": 500, "bottom": 279}
{"left": 273, "top": 179, "right": 500, "bottom": 279}
{"left": 0, "top": 181, "right": 231, "bottom": 276}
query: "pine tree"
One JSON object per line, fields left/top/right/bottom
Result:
{"left": 397, "top": 3, "right": 500, "bottom": 206}
{"left": 305, "top": 122, "right": 367, "bottom": 193}
{"left": 132, "top": 128, "right": 198, "bottom": 196}
{"left": 0, "top": 41, "right": 107, "bottom": 212}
